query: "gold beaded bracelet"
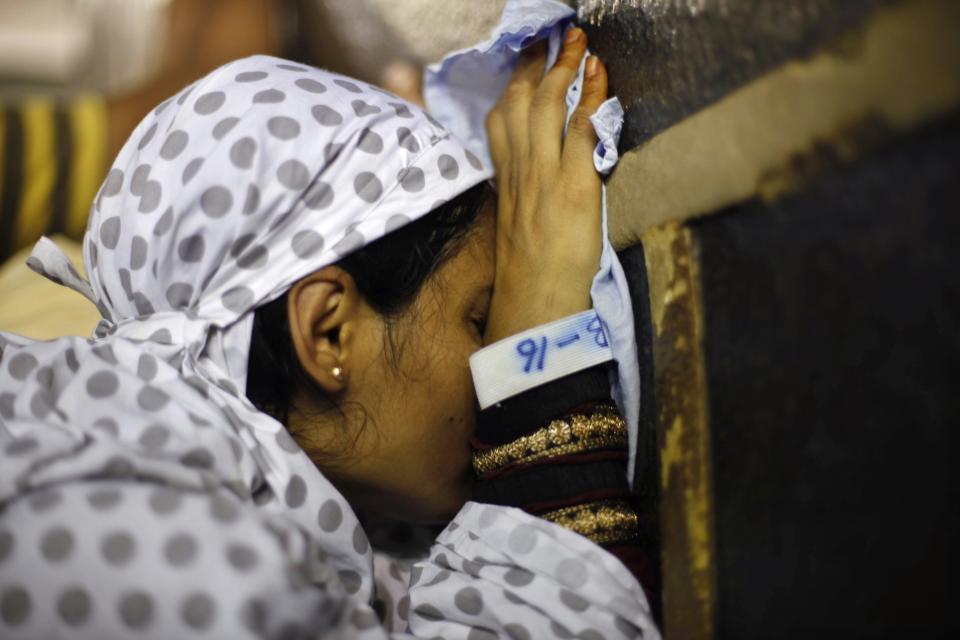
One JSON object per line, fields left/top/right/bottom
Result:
{"left": 471, "top": 403, "right": 628, "bottom": 476}
{"left": 540, "top": 498, "right": 640, "bottom": 546}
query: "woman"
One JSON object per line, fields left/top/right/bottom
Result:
{"left": 0, "top": 28, "right": 658, "bottom": 640}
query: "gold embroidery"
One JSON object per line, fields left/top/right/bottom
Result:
{"left": 471, "top": 403, "right": 627, "bottom": 475}
{"left": 540, "top": 499, "right": 639, "bottom": 545}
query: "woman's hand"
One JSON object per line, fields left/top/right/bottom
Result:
{"left": 483, "top": 28, "right": 608, "bottom": 344}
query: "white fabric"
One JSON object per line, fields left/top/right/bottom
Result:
{"left": 425, "top": 0, "right": 643, "bottom": 485}
{"left": 0, "top": 46, "right": 658, "bottom": 640}
{"left": 470, "top": 309, "right": 613, "bottom": 409}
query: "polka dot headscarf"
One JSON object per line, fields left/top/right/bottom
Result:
{"left": 91, "top": 55, "right": 489, "bottom": 329}
{"left": 3, "top": 55, "right": 490, "bottom": 602}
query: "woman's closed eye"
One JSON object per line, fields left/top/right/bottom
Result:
{"left": 465, "top": 284, "right": 492, "bottom": 341}
{"left": 470, "top": 312, "right": 488, "bottom": 338}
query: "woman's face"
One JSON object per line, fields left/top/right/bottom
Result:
{"left": 295, "top": 207, "right": 496, "bottom": 523}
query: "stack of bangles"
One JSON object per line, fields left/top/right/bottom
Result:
{"left": 472, "top": 403, "right": 639, "bottom": 545}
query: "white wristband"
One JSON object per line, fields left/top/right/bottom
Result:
{"left": 469, "top": 309, "right": 614, "bottom": 409}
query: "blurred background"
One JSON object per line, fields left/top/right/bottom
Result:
{"left": 1, "top": 1, "right": 958, "bottom": 638}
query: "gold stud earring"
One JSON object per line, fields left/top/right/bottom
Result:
{"left": 331, "top": 366, "right": 344, "bottom": 381}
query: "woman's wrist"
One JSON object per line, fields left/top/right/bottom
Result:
{"left": 470, "top": 309, "right": 614, "bottom": 410}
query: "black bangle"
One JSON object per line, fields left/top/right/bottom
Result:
{"left": 475, "top": 363, "right": 613, "bottom": 446}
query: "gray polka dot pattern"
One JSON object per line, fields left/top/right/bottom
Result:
{"left": 385, "top": 214, "right": 410, "bottom": 233}
{"left": 40, "top": 527, "right": 74, "bottom": 562}
{"left": 439, "top": 154, "right": 460, "bottom": 180}
{"left": 466, "top": 149, "right": 484, "bottom": 170}
{"left": 354, "top": 172, "right": 383, "bottom": 203}
{"left": 236, "top": 70, "right": 267, "bottom": 82}
{"left": 334, "top": 79, "right": 363, "bottom": 93}
{"left": 8, "top": 353, "right": 37, "bottom": 379}
{"left": 102, "top": 168, "right": 124, "bottom": 196}
{"left": 505, "top": 567, "right": 535, "bottom": 587}
{"left": 221, "top": 285, "right": 254, "bottom": 312}
{"left": 153, "top": 207, "right": 174, "bottom": 236}
{"left": 357, "top": 128, "right": 383, "bottom": 154}
{"left": 182, "top": 157, "right": 204, "bottom": 183}
{"left": 317, "top": 499, "right": 343, "bottom": 532}
{"left": 139, "top": 424, "right": 169, "bottom": 451}
{"left": 167, "top": 282, "right": 195, "bottom": 308}
{"left": 351, "top": 99, "right": 381, "bottom": 117}
{"left": 137, "top": 385, "right": 170, "bottom": 411}
{"left": 230, "top": 137, "right": 257, "bottom": 169}
{"left": 294, "top": 78, "right": 326, "bottom": 93}
{"left": 253, "top": 89, "right": 285, "bottom": 104}
{"left": 194, "top": 91, "right": 226, "bottom": 115}
{"left": 164, "top": 533, "right": 197, "bottom": 566}
{"left": 160, "top": 130, "right": 189, "bottom": 160}
{"left": 242, "top": 185, "right": 260, "bottom": 214}
{"left": 138, "top": 180, "right": 163, "bottom": 213}
{"left": 455, "top": 587, "right": 484, "bottom": 615}
{"left": 291, "top": 230, "right": 324, "bottom": 258}
{"left": 138, "top": 122, "right": 158, "bottom": 149}
{"left": 209, "top": 494, "right": 240, "bottom": 524}
{"left": 86, "top": 370, "right": 119, "bottom": 397}
{"left": 277, "top": 159, "right": 310, "bottom": 190}
{"left": 333, "top": 228, "right": 365, "bottom": 256}
{"left": 352, "top": 524, "right": 369, "bottom": 554}
{"left": 57, "top": 587, "right": 91, "bottom": 626}
{"left": 118, "top": 590, "right": 153, "bottom": 628}
{"left": 324, "top": 142, "right": 344, "bottom": 162}
{"left": 303, "top": 180, "right": 334, "bottom": 210}
{"left": 130, "top": 163, "right": 151, "bottom": 195}
{"left": 178, "top": 235, "right": 206, "bottom": 262}
{"left": 236, "top": 245, "right": 268, "bottom": 270}
{"left": 397, "top": 127, "right": 421, "bottom": 153}
{"left": 181, "top": 592, "right": 216, "bottom": 630}
{"left": 507, "top": 525, "right": 538, "bottom": 554}
{"left": 390, "top": 102, "right": 414, "bottom": 118}
{"left": 557, "top": 557, "right": 589, "bottom": 588}
{"left": 101, "top": 531, "right": 135, "bottom": 565}
{"left": 399, "top": 167, "right": 426, "bottom": 192}
{"left": 312, "top": 104, "right": 343, "bottom": 126}
{"left": 267, "top": 116, "right": 301, "bottom": 139}
{"left": 99, "top": 217, "right": 121, "bottom": 249}
{"left": 284, "top": 474, "right": 307, "bottom": 507}
{"left": 227, "top": 543, "right": 258, "bottom": 571}
{"left": 212, "top": 117, "right": 239, "bottom": 140}
{"left": 560, "top": 589, "right": 590, "bottom": 612}
{"left": 201, "top": 186, "right": 232, "bottom": 217}
{"left": 1, "top": 586, "right": 31, "bottom": 627}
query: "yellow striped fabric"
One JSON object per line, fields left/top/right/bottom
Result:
{"left": 0, "top": 93, "right": 107, "bottom": 261}
{"left": 15, "top": 98, "right": 57, "bottom": 250}
{"left": 67, "top": 94, "right": 108, "bottom": 239}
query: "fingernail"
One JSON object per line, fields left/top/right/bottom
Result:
{"left": 586, "top": 56, "right": 599, "bottom": 78}
{"left": 565, "top": 28, "right": 581, "bottom": 44}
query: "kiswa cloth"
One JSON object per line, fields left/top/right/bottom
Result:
{"left": 0, "top": 45, "right": 657, "bottom": 640}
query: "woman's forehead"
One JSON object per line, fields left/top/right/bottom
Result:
{"left": 441, "top": 210, "right": 497, "bottom": 290}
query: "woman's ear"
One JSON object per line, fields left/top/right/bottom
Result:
{"left": 287, "top": 265, "right": 362, "bottom": 394}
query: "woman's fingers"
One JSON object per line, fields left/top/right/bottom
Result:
{"left": 500, "top": 41, "right": 547, "bottom": 164}
{"left": 528, "top": 28, "right": 588, "bottom": 165}
{"left": 561, "top": 56, "right": 608, "bottom": 179}
{"left": 485, "top": 107, "right": 510, "bottom": 185}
